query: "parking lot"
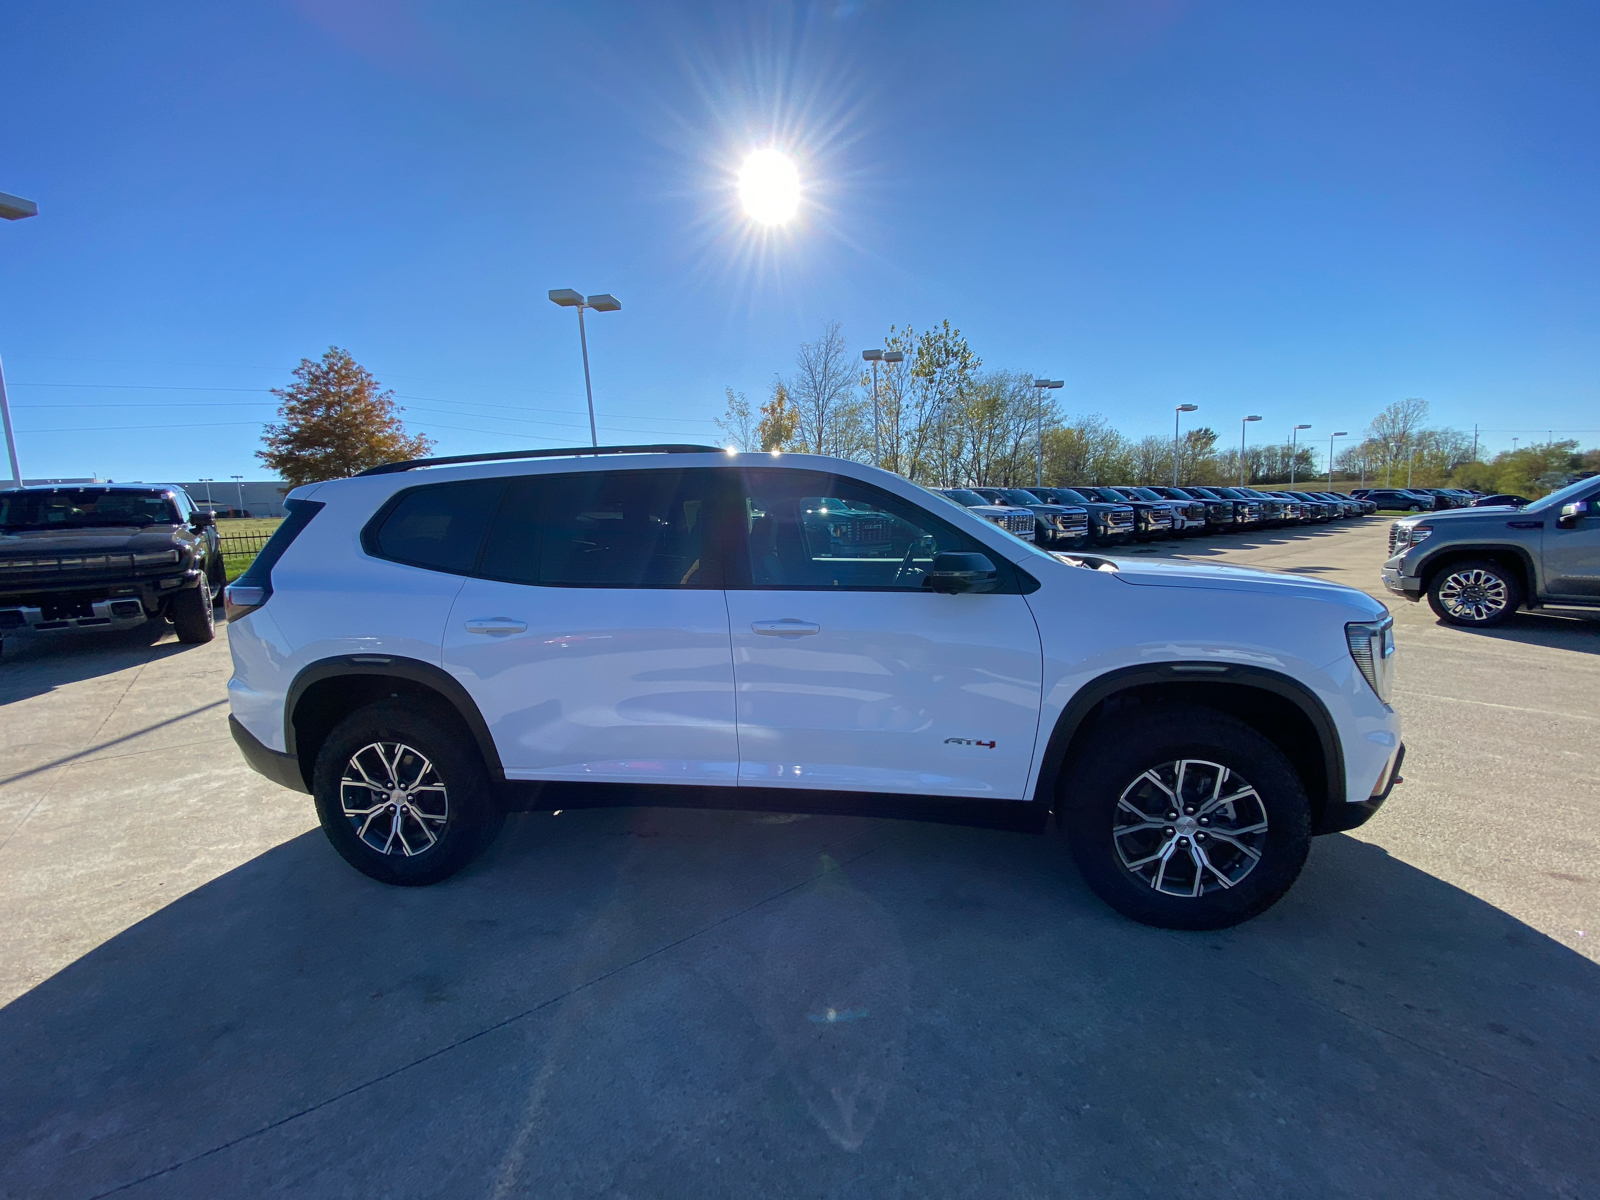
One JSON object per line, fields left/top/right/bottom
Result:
{"left": 1, "top": 518, "right": 1595, "bottom": 1197}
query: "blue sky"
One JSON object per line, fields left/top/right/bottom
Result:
{"left": 2, "top": 0, "right": 1597, "bottom": 482}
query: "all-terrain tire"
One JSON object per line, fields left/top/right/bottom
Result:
{"left": 1058, "top": 703, "right": 1312, "bottom": 930}
{"left": 313, "top": 700, "right": 504, "bottom": 886}
{"left": 169, "top": 576, "right": 216, "bottom": 644}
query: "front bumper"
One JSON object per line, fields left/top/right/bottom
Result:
{"left": 0, "top": 570, "right": 201, "bottom": 635}
{"left": 1316, "top": 743, "right": 1404, "bottom": 834}
{"left": 1380, "top": 558, "right": 1423, "bottom": 599}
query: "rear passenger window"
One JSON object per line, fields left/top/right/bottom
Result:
{"left": 477, "top": 469, "right": 724, "bottom": 589}
{"left": 368, "top": 479, "right": 502, "bottom": 574}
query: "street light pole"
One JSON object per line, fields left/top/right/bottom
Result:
{"left": 862, "top": 350, "right": 882, "bottom": 465}
{"left": 1239, "top": 415, "right": 1262, "bottom": 486}
{"left": 200, "top": 478, "right": 215, "bottom": 507}
{"left": 231, "top": 475, "right": 244, "bottom": 513}
{"left": 1173, "top": 404, "right": 1199, "bottom": 486}
{"left": 1032, "top": 379, "right": 1063, "bottom": 487}
{"left": 1289, "top": 424, "right": 1311, "bottom": 487}
{"left": 549, "top": 289, "right": 621, "bottom": 447}
{"left": 0, "top": 190, "right": 39, "bottom": 489}
{"left": 1328, "top": 432, "right": 1347, "bottom": 489}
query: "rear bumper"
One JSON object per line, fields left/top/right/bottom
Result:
{"left": 230, "top": 714, "right": 309, "bottom": 793}
{"left": 1316, "top": 743, "right": 1404, "bottom": 834}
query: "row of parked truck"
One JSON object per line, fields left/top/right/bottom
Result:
{"left": 937, "top": 484, "right": 1379, "bottom": 548}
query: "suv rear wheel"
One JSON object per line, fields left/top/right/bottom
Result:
{"left": 1426, "top": 559, "right": 1519, "bottom": 627}
{"left": 1058, "top": 704, "right": 1312, "bottom": 930}
{"left": 312, "top": 700, "right": 504, "bottom": 885}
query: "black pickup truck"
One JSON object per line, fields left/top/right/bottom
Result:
{"left": 0, "top": 484, "right": 223, "bottom": 651}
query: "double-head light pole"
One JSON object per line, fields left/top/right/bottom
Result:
{"left": 549, "top": 289, "right": 621, "bottom": 447}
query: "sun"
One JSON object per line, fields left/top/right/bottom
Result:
{"left": 738, "top": 149, "right": 800, "bottom": 225}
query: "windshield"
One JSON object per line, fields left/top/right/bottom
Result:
{"left": 998, "top": 489, "right": 1043, "bottom": 506}
{"left": 0, "top": 489, "right": 181, "bottom": 531}
{"left": 941, "top": 488, "right": 989, "bottom": 507}
{"left": 1050, "top": 488, "right": 1097, "bottom": 505}
{"left": 1127, "top": 487, "right": 1166, "bottom": 502}
{"left": 1526, "top": 475, "right": 1600, "bottom": 511}
{"left": 1091, "top": 488, "right": 1135, "bottom": 503}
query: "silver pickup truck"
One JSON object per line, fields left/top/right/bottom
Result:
{"left": 1380, "top": 475, "right": 1600, "bottom": 626}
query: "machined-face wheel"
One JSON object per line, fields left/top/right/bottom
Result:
{"left": 1436, "top": 568, "right": 1509, "bottom": 624}
{"left": 1112, "top": 758, "right": 1268, "bottom": 897}
{"left": 340, "top": 741, "right": 449, "bottom": 856}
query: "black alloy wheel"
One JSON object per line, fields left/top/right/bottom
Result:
{"left": 169, "top": 576, "right": 216, "bottom": 644}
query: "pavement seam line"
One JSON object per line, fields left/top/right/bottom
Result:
{"left": 0, "top": 700, "right": 229, "bottom": 789}
{"left": 84, "top": 822, "right": 898, "bottom": 1199}
{"left": 1400, "top": 691, "right": 1600, "bottom": 723}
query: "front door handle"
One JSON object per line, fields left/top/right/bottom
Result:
{"left": 1507, "top": 521, "right": 1543, "bottom": 529}
{"left": 752, "top": 619, "right": 821, "bottom": 638}
{"left": 464, "top": 617, "right": 528, "bottom": 636}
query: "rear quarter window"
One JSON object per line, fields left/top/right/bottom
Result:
{"left": 363, "top": 479, "right": 503, "bottom": 574}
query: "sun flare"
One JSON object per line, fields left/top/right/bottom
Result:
{"left": 738, "top": 149, "right": 800, "bottom": 225}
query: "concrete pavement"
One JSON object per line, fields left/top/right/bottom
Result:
{"left": 1, "top": 519, "right": 1596, "bottom": 1198}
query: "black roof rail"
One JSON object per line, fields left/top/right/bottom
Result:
{"left": 355, "top": 444, "right": 725, "bottom": 477}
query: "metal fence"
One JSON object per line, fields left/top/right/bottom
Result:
{"left": 218, "top": 533, "right": 272, "bottom": 573}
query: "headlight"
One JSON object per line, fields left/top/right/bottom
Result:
{"left": 1395, "top": 523, "right": 1431, "bottom": 549}
{"left": 1346, "top": 616, "right": 1396, "bottom": 704}
{"left": 134, "top": 550, "right": 181, "bottom": 566}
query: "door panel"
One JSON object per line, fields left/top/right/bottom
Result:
{"left": 444, "top": 581, "right": 737, "bottom": 783}
{"left": 440, "top": 467, "right": 737, "bottom": 785}
{"left": 1544, "top": 494, "right": 1600, "bottom": 600}
{"left": 727, "top": 468, "right": 1044, "bottom": 798}
{"left": 726, "top": 590, "right": 1043, "bottom": 796}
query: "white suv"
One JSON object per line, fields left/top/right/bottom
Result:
{"left": 225, "top": 446, "right": 1403, "bottom": 930}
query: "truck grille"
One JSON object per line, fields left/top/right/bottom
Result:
{"left": 829, "top": 519, "right": 892, "bottom": 544}
{"left": 988, "top": 512, "right": 1035, "bottom": 538}
{"left": 0, "top": 550, "right": 177, "bottom": 574}
{"left": 1388, "top": 523, "right": 1401, "bottom": 556}
{"left": 1062, "top": 513, "right": 1089, "bottom": 534}
{"left": 1107, "top": 512, "right": 1134, "bottom": 530}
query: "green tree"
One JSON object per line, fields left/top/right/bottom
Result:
{"left": 259, "top": 348, "right": 432, "bottom": 487}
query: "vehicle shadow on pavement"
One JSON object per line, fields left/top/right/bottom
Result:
{"left": 1, "top": 809, "right": 1595, "bottom": 1199}
{"left": 0, "top": 620, "right": 190, "bottom": 705}
{"left": 1437, "top": 610, "right": 1600, "bottom": 655}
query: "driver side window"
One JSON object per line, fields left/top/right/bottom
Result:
{"left": 732, "top": 469, "right": 994, "bottom": 591}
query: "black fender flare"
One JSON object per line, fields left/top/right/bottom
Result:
{"left": 1030, "top": 661, "right": 1345, "bottom": 817}
{"left": 284, "top": 654, "right": 505, "bottom": 782}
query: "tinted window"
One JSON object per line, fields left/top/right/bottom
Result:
{"left": 941, "top": 488, "right": 989, "bottom": 507}
{"left": 478, "top": 469, "right": 723, "bottom": 589}
{"left": 0, "top": 489, "right": 181, "bottom": 530}
{"left": 371, "top": 479, "right": 502, "bottom": 574}
{"left": 998, "top": 489, "right": 1044, "bottom": 505}
{"left": 736, "top": 469, "right": 999, "bottom": 591}
{"left": 1051, "top": 488, "right": 1098, "bottom": 505}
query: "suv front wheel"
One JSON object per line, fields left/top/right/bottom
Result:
{"left": 1059, "top": 704, "right": 1313, "bottom": 930}
{"left": 312, "top": 700, "right": 504, "bottom": 885}
{"left": 1427, "top": 559, "right": 1520, "bottom": 628}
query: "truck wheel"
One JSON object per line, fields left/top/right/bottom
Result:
{"left": 312, "top": 700, "right": 504, "bottom": 886}
{"left": 169, "top": 576, "right": 216, "bottom": 643}
{"left": 1427, "top": 560, "right": 1519, "bottom": 627}
{"left": 207, "top": 556, "right": 226, "bottom": 599}
{"left": 1058, "top": 704, "right": 1312, "bottom": 930}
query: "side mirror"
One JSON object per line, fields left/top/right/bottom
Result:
{"left": 924, "top": 551, "right": 998, "bottom": 594}
{"left": 1557, "top": 500, "right": 1590, "bottom": 529}
{"left": 190, "top": 509, "right": 215, "bottom": 529}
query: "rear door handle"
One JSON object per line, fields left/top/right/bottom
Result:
{"left": 751, "top": 619, "right": 821, "bottom": 637}
{"left": 464, "top": 617, "right": 528, "bottom": 636}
